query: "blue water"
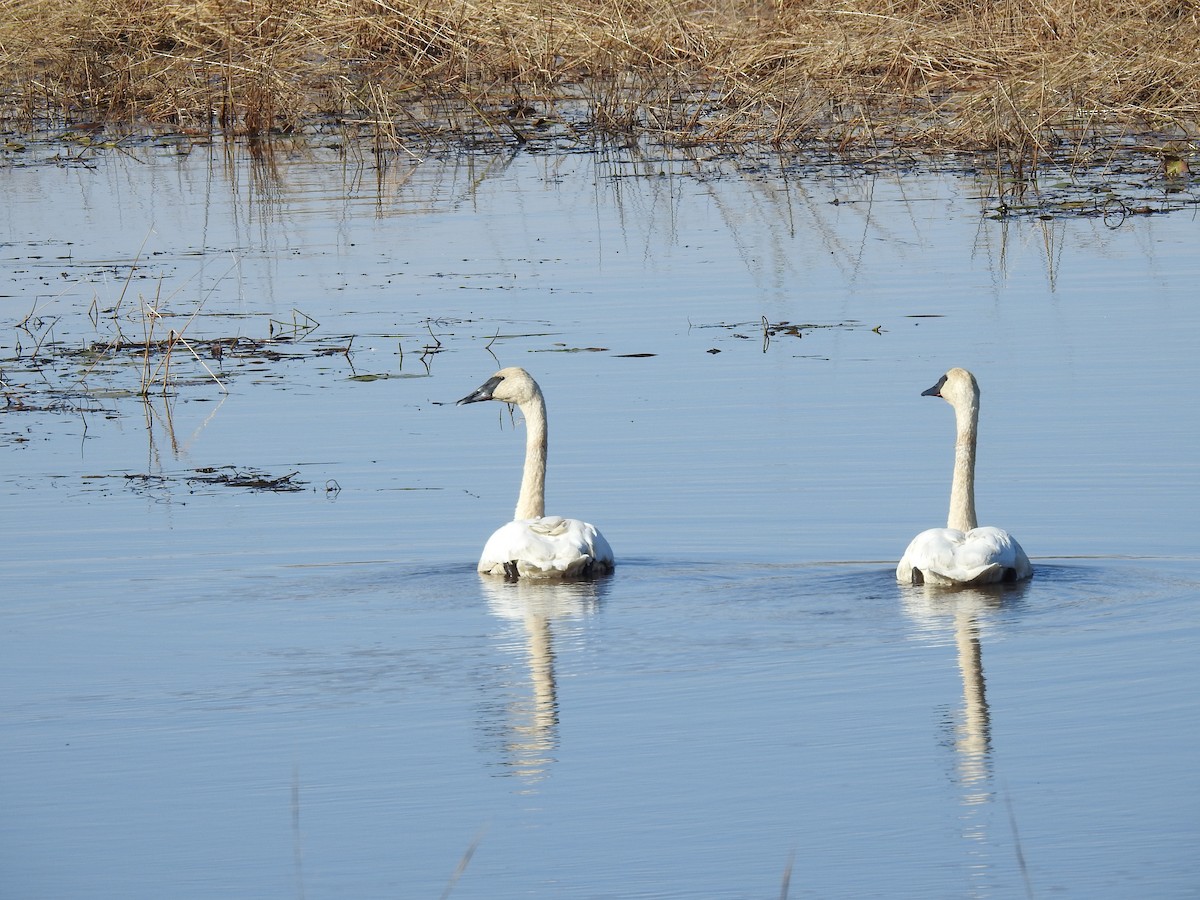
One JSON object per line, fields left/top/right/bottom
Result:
{"left": 1, "top": 142, "right": 1197, "bottom": 898}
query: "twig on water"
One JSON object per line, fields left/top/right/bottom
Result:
{"left": 139, "top": 283, "right": 162, "bottom": 394}
{"left": 27, "top": 316, "right": 60, "bottom": 360}
{"left": 484, "top": 327, "right": 501, "bottom": 366}
{"left": 17, "top": 292, "right": 46, "bottom": 331}
{"left": 1005, "top": 790, "right": 1035, "bottom": 900}
{"left": 420, "top": 320, "right": 444, "bottom": 368}
{"left": 779, "top": 849, "right": 795, "bottom": 900}
{"left": 164, "top": 329, "right": 228, "bottom": 393}
{"left": 134, "top": 259, "right": 239, "bottom": 395}
{"left": 112, "top": 227, "right": 154, "bottom": 322}
{"left": 439, "top": 828, "right": 486, "bottom": 900}
{"left": 424, "top": 320, "right": 443, "bottom": 351}
{"left": 270, "top": 309, "right": 320, "bottom": 340}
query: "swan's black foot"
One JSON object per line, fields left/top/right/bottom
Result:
{"left": 502, "top": 560, "right": 520, "bottom": 581}
{"left": 911, "top": 568, "right": 925, "bottom": 585}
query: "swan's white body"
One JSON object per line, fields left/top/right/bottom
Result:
{"left": 478, "top": 516, "right": 613, "bottom": 580}
{"left": 898, "top": 525, "right": 1030, "bottom": 586}
{"left": 459, "top": 367, "right": 614, "bottom": 580}
{"left": 897, "top": 368, "right": 1032, "bottom": 586}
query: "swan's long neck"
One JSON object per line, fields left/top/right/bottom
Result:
{"left": 514, "top": 387, "right": 548, "bottom": 520}
{"left": 948, "top": 396, "right": 979, "bottom": 532}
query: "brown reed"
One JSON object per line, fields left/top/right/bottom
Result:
{"left": 0, "top": 0, "right": 1196, "bottom": 154}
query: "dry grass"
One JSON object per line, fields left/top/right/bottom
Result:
{"left": 0, "top": 0, "right": 1197, "bottom": 155}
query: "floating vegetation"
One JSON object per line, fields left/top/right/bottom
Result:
{"left": 118, "top": 467, "right": 308, "bottom": 495}
{"left": 188, "top": 466, "right": 306, "bottom": 492}
{"left": 7, "top": 311, "right": 356, "bottom": 405}
{"left": 695, "top": 317, "right": 870, "bottom": 355}
{"left": 532, "top": 345, "right": 610, "bottom": 354}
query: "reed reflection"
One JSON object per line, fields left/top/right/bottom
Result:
{"left": 478, "top": 577, "right": 606, "bottom": 791}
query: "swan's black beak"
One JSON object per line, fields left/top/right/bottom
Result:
{"left": 922, "top": 374, "right": 948, "bottom": 398}
{"left": 457, "top": 375, "right": 504, "bottom": 405}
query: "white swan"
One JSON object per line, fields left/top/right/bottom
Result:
{"left": 897, "top": 368, "right": 1032, "bottom": 586}
{"left": 458, "top": 367, "right": 614, "bottom": 580}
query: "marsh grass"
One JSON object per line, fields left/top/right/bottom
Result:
{"left": 0, "top": 0, "right": 1196, "bottom": 160}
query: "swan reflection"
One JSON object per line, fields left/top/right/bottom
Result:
{"left": 479, "top": 577, "right": 606, "bottom": 791}
{"left": 902, "top": 581, "right": 1030, "bottom": 883}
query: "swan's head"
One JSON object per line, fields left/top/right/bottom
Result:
{"left": 457, "top": 367, "right": 541, "bottom": 407}
{"left": 922, "top": 367, "right": 979, "bottom": 410}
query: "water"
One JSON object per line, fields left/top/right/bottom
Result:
{"left": 1, "top": 140, "right": 1198, "bottom": 899}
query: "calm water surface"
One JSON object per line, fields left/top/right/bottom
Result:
{"left": 1, "top": 141, "right": 1198, "bottom": 898}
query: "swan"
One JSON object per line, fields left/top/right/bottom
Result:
{"left": 458, "top": 367, "right": 614, "bottom": 580}
{"left": 897, "top": 368, "right": 1032, "bottom": 586}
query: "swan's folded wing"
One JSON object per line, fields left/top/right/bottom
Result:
{"left": 897, "top": 526, "right": 1031, "bottom": 585}
{"left": 898, "top": 528, "right": 964, "bottom": 584}
{"left": 960, "top": 526, "right": 1033, "bottom": 582}
{"left": 479, "top": 517, "right": 614, "bottom": 578}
